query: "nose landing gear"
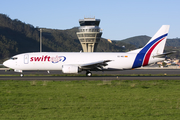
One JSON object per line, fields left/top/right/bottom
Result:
{"left": 20, "top": 73, "right": 24, "bottom": 77}
{"left": 86, "top": 71, "right": 92, "bottom": 77}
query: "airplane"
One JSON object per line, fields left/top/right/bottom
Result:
{"left": 3, "top": 25, "right": 171, "bottom": 77}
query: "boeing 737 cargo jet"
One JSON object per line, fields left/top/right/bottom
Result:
{"left": 3, "top": 25, "right": 171, "bottom": 76}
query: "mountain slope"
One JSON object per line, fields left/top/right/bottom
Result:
{"left": 120, "top": 35, "right": 150, "bottom": 48}
{"left": 118, "top": 35, "right": 180, "bottom": 48}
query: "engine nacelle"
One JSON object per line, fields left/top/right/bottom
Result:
{"left": 62, "top": 65, "right": 80, "bottom": 73}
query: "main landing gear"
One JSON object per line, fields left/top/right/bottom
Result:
{"left": 86, "top": 71, "right": 92, "bottom": 77}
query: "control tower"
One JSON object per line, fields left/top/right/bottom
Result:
{"left": 76, "top": 18, "right": 102, "bottom": 52}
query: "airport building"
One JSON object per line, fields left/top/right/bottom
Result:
{"left": 76, "top": 18, "right": 102, "bottom": 52}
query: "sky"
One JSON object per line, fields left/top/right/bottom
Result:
{"left": 0, "top": 0, "right": 180, "bottom": 40}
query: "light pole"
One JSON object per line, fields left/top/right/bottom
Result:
{"left": 40, "top": 28, "right": 42, "bottom": 52}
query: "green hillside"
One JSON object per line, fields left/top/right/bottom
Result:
{"left": 120, "top": 35, "right": 150, "bottom": 48}
{"left": 119, "top": 35, "right": 180, "bottom": 48}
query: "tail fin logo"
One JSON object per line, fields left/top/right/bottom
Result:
{"left": 132, "top": 33, "right": 167, "bottom": 68}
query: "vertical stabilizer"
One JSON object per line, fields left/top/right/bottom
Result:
{"left": 144, "top": 25, "right": 170, "bottom": 55}
{"left": 132, "top": 25, "right": 170, "bottom": 68}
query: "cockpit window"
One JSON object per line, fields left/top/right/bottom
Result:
{"left": 10, "top": 57, "right": 18, "bottom": 60}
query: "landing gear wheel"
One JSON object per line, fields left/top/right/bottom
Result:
{"left": 20, "top": 74, "right": 24, "bottom": 77}
{"left": 86, "top": 71, "right": 92, "bottom": 77}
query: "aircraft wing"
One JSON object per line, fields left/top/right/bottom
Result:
{"left": 153, "top": 51, "right": 176, "bottom": 58}
{"left": 80, "top": 60, "right": 112, "bottom": 70}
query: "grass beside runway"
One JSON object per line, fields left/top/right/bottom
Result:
{"left": 1, "top": 80, "right": 180, "bottom": 119}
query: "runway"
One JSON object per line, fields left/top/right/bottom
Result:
{"left": 1, "top": 68, "right": 180, "bottom": 75}
{"left": 0, "top": 76, "right": 180, "bottom": 80}
{"left": 0, "top": 69, "right": 180, "bottom": 80}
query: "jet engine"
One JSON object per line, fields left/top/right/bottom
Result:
{"left": 62, "top": 65, "right": 80, "bottom": 73}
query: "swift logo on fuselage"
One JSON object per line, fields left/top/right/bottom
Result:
{"left": 30, "top": 55, "right": 66, "bottom": 63}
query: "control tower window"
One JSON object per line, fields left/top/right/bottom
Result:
{"left": 79, "top": 21, "right": 100, "bottom": 26}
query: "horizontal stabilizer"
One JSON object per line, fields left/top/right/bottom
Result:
{"left": 153, "top": 51, "right": 176, "bottom": 58}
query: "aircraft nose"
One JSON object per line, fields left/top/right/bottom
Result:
{"left": 3, "top": 60, "right": 9, "bottom": 68}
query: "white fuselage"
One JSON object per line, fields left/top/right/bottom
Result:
{"left": 2, "top": 25, "right": 170, "bottom": 76}
{"left": 3, "top": 52, "right": 164, "bottom": 71}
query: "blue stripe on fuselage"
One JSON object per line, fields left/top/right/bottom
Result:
{"left": 132, "top": 33, "right": 168, "bottom": 68}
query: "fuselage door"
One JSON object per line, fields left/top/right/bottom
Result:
{"left": 24, "top": 54, "right": 29, "bottom": 64}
